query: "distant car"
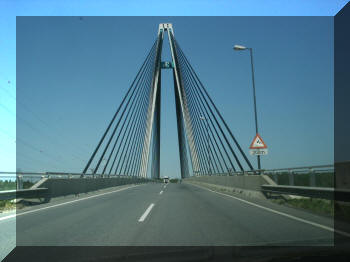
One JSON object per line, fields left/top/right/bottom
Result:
{"left": 163, "top": 176, "right": 169, "bottom": 183}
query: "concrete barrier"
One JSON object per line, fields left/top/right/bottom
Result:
{"left": 185, "top": 175, "right": 275, "bottom": 191}
{"left": 184, "top": 174, "right": 277, "bottom": 200}
{"left": 32, "top": 176, "right": 150, "bottom": 198}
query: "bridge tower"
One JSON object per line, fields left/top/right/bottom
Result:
{"left": 139, "top": 23, "right": 199, "bottom": 178}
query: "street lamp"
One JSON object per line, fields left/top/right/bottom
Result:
{"left": 233, "top": 44, "right": 261, "bottom": 170}
{"left": 233, "top": 45, "right": 247, "bottom": 51}
{"left": 200, "top": 116, "right": 211, "bottom": 175}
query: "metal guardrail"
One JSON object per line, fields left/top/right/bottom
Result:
{"left": 0, "top": 171, "right": 153, "bottom": 200}
{"left": 0, "top": 166, "right": 339, "bottom": 201}
{"left": 0, "top": 188, "right": 49, "bottom": 201}
{"left": 258, "top": 164, "right": 334, "bottom": 187}
{"left": 193, "top": 164, "right": 335, "bottom": 187}
{"left": 194, "top": 164, "right": 334, "bottom": 176}
{"left": 1, "top": 164, "right": 336, "bottom": 182}
{"left": 0, "top": 172, "right": 152, "bottom": 187}
{"left": 0, "top": 171, "right": 147, "bottom": 178}
{"left": 261, "top": 184, "right": 350, "bottom": 201}
{"left": 191, "top": 164, "right": 339, "bottom": 200}
{"left": 232, "top": 164, "right": 333, "bottom": 176}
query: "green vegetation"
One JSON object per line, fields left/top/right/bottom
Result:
{"left": 264, "top": 172, "right": 335, "bottom": 216}
{"left": 272, "top": 198, "right": 334, "bottom": 216}
{"left": 0, "top": 200, "right": 16, "bottom": 212}
{"left": 266, "top": 172, "right": 333, "bottom": 187}
{"left": 0, "top": 180, "right": 16, "bottom": 212}
{"left": 272, "top": 198, "right": 350, "bottom": 220}
{"left": 170, "top": 178, "right": 179, "bottom": 183}
{"left": 0, "top": 180, "right": 34, "bottom": 212}
{"left": 0, "top": 179, "right": 34, "bottom": 191}
{"left": 0, "top": 180, "right": 16, "bottom": 191}
{"left": 22, "top": 181, "right": 34, "bottom": 189}
{"left": 188, "top": 180, "right": 336, "bottom": 217}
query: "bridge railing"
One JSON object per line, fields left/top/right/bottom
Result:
{"left": 259, "top": 164, "right": 333, "bottom": 187}
{"left": 0, "top": 171, "right": 152, "bottom": 191}
{"left": 195, "top": 164, "right": 334, "bottom": 188}
{"left": 0, "top": 171, "right": 154, "bottom": 201}
{"left": 0, "top": 172, "right": 41, "bottom": 191}
{"left": 190, "top": 164, "right": 346, "bottom": 200}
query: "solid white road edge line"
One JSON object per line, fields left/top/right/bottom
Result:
{"left": 190, "top": 183, "right": 350, "bottom": 238}
{"left": 0, "top": 213, "right": 16, "bottom": 221}
{"left": 138, "top": 203, "right": 155, "bottom": 222}
{"left": 0, "top": 184, "right": 141, "bottom": 222}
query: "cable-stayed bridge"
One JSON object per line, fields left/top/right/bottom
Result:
{"left": 0, "top": 24, "right": 347, "bottom": 259}
{"left": 82, "top": 23, "right": 253, "bottom": 179}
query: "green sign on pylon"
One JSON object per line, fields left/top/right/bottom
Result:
{"left": 161, "top": 61, "right": 173, "bottom": 69}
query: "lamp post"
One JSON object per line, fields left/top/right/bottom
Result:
{"left": 200, "top": 116, "right": 211, "bottom": 175}
{"left": 233, "top": 44, "right": 261, "bottom": 170}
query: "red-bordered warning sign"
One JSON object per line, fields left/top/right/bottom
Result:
{"left": 249, "top": 133, "right": 267, "bottom": 149}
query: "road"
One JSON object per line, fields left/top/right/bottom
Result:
{"left": 0, "top": 210, "right": 15, "bottom": 261}
{"left": 0, "top": 181, "right": 341, "bottom": 251}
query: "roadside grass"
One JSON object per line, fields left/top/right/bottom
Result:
{"left": 0, "top": 180, "right": 34, "bottom": 212}
{"left": 186, "top": 180, "right": 336, "bottom": 217}
{"left": 0, "top": 200, "right": 16, "bottom": 212}
{"left": 170, "top": 178, "right": 179, "bottom": 183}
{"left": 0, "top": 180, "right": 16, "bottom": 212}
{"left": 264, "top": 172, "right": 336, "bottom": 216}
{"left": 272, "top": 198, "right": 334, "bottom": 216}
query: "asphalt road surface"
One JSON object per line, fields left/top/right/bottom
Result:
{"left": 0, "top": 181, "right": 344, "bottom": 249}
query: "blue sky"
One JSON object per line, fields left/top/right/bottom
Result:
{"left": 0, "top": 1, "right": 347, "bottom": 176}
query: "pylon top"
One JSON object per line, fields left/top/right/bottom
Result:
{"left": 158, "top": 23, "right": 173, "bottom": 34}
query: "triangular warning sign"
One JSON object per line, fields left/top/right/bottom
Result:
{"left": 249, "top": 133, "right": 267, "bottom": 149}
